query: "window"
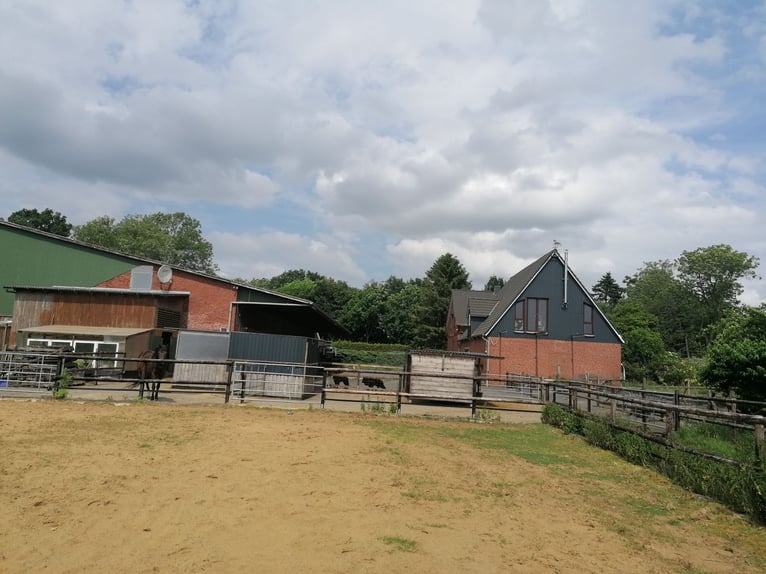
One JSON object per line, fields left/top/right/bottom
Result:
{"left": 583, "top": 303, "right": 594, "bottom": 336}
{"left": 525, "top": 298, "right": 548, "bottom": 333}
{"left": 513, "top": 302, "right": 525, "bottom": 332}
{"left": 130, "top": 265, "right": 153, "bottom": 290}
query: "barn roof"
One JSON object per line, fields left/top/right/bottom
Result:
{"left": 20, "top": 325, "right": 152, "bottom": 337}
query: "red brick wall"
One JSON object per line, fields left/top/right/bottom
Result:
{"left": 484, "top": 336, "right": 622, "bottom": 382}
{"left": 98, "top": 269, "right": 237, "bottom": 331}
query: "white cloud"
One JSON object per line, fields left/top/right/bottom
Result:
{"left": 0, "top": 0, "right": 763, "bottom": 304}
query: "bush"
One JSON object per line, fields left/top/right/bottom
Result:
{"left": 542, "top": 406, "right": 766, "bottom": 523}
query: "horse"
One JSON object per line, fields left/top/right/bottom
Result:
{"left": 137, "top": 346, "right": 168, "bottom": 400}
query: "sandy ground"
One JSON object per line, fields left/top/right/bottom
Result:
{"left": 1, "top": 399, "right": 764, "bottom": 574}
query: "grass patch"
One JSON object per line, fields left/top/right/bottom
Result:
{"left": 381, "top": 535, "right": 417, "bottom": 552}
{"left": 674, "top": 422, "right": 756, "bottom": 463}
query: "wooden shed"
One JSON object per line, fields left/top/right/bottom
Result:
{"left": 405, "top": 350, "right": 487, "bottom": 399}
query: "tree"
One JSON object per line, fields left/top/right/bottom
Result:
{"left": 412, "top": 253, "right": 472, "bottom": 349}
{"left": 73, "top": 212, "right": 218, "bottom": 274}
{"left": 591, "top": 272, "right": 623, "bottom": 308}
{"left": 484, "top": 275, "right": 505, "bottom": 292}
{"left": 8, "top": 208, "right": 72, "bottom": 237}
{"left": 676, "top": 244, "right": 759, "bottom": 326}
{"left": 623, "top": 260, "right": 704, "bottom": 356}
{"left": 609, "top": 301, "right": 666, "bottom": 382}
{"left": 338, "top": 282, "right": 388, "bottom": 343}
{"left": 701, "top": 306, "right": 766, "bottom": 410}
{"left": 381, "top": 280, "right": 421, "bottom": 345}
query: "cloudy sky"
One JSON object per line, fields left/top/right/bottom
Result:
{"left": 1, "top": 0, "right": 764, "bottom": 301}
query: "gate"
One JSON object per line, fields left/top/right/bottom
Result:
{"left": 230, "top": 361, "right": 324, "bottom": 402}
{"left": 0, "top": 350, "right": 60, "bottom": 393}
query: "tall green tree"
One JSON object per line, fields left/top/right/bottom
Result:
{"left": 624, "top": 260, "right": 703, "bottom": 356}
{"left": 609, "top": 301, "right": 666, "bottom": 382}
{"left": 676, "top": 244, "right": 759, "bottom": 327}
{"left": 338, "top": 282, "right": 388, "bottom": 342}
{"left": 701, "top": 306, "right": 766, "bottom": 410}
{"left": 592, "top": 272, "right": 623, "bottom": 308}
{"left": 381, "top": 279, "right": 421, "bottom": 345}
{"left": 413, "top": 253, "right": 472, "bottom": 349}
{"left": 73, "top": 212, "right": 217, "bottom": 274}
{"left": 8, "top": 208, "right": 72, "bottom": 237}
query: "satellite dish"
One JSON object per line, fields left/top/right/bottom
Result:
{"left": 157, "top": 265, "right": 173, "bottom": 285}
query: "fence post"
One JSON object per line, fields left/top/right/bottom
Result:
{"left": 239, "top": 367, "right": 246, "bottom": 404}
{"left": 570, "top": 389, "right": 578, "bottom": 412}
{"left": 755, "top": 423, "right": 765, "bottom": 468}
{"left": 673, "top": 391, "right": 681, "bottom": 432}
{"left": 665, "top": 407, "right": 674, "bottom": 437}
{"left": 396, "top": 373, "right": 402, "bottom": 414}
{"left": 587, "top": 384, "right": 592, "bottom": 413}
{"left": 320, "top": 370, "right": 327, "bottom": 409}
{"left": 224, "top": 361, "right": 233, "bottom": 404}
{"left": 610, "top": 397, "right": 617, "bottom": 423}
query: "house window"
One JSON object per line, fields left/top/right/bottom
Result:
{"left": 583, "top": 303, "right": 594, "bottom": 336}
{"left": 513, "top": 302, "right": 525, "bottom": 332}
{"left": 525, "top": 298, "right": 548, "bottom": 333}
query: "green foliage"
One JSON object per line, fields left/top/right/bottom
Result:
{"left": 53, "top": 368, "right": 72, "bottom": 399}
{"left": 701, "top": 306, "right": 766, "bottom": 410}
{"left": 484, "top": 275, "right": 505, "bottom": 291}
{"left": 657, "top": 353, "right": 701, "bottom": 387}
{"left": 338, "top": 282, "right": 388, "bottom": 342}
{"left": 8, "top": 208, "right": 72, "bottom": 237}
{"left": 332, "top": 340, "right": 406, "bottom": 367}
{"left": 677, "top": 244, "right": 759, "bottom": 325}
{"left": 608, "top": 301, "right": 666, "bottom": 382}
{"left": 73, "top": 212, "right": 218, "bottom": 274}
{"left": 381, "top": 535, "right": 417, "bottom": 552}
{"left": 592, "top": 272, "right": 623, "bottom": 308}
{"left": 413, "top": 253, "right": 471, "bottom": 349}
{"left": 542, "top": 407, "right": 766, "bottom": 522}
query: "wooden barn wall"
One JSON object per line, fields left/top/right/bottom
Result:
{"left": 407, "top": 354, "right": 477, "bottom": 397}
{"left": 10, "top": 291, "right": 186, "bottom": 347}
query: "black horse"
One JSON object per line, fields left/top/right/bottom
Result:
{"left": 137, "top": 346, "right": 168, "bottom": 400}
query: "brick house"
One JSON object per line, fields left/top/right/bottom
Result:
{"left": 447, "top": 249, "right": 623, "bottom": 382}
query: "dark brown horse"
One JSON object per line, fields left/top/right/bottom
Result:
{"left": 137, "top": 346, "right": 168, "bottom": 400}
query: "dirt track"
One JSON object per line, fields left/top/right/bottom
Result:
{"left": 1, "top": 400, "right": 764, "bottom": 573}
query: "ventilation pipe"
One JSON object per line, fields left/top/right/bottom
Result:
{"left": 562, "top": 249, "right": 569, "bottom": 309}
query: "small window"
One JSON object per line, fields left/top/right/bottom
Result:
{"left": 130, "top": 265, "right": 153, "bottom": 290}
{"left": 513, "top": 302, "right": 525, "bottom": 332}
{"left": 525, "top": 298, "right": 548, "bottom": 333}
{"left": 583, "top": 304, "right": 594, "bottom": 336}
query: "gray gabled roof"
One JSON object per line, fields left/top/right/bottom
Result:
{"left": 471, "top": 250, "right": 556, "bottom": 337}
{"left": 449, "top": 289, "right": 500, "bottom": 327}
{"left": 468, "top": 249, "right": 624, "bottom": 343}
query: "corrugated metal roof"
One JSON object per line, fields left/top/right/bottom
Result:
{"left": 20, "top": 325, "right": 152, "bottom": 337}
{"left": 7, "top": 285, "right": 190, "bottom": 296}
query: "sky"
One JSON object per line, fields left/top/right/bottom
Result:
{"left": 1, "top": 0, "right": 765, "bottom": 302}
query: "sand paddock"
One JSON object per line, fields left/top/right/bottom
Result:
{"left": 1, "top": 399, "right": 764, "bottom": 573}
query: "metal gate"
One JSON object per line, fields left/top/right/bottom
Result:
{"left": 0, "top": 351, "right": 60, "bottom": 393}
{"left": 230, "top": 361, "right": 323, "bottom": 402}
